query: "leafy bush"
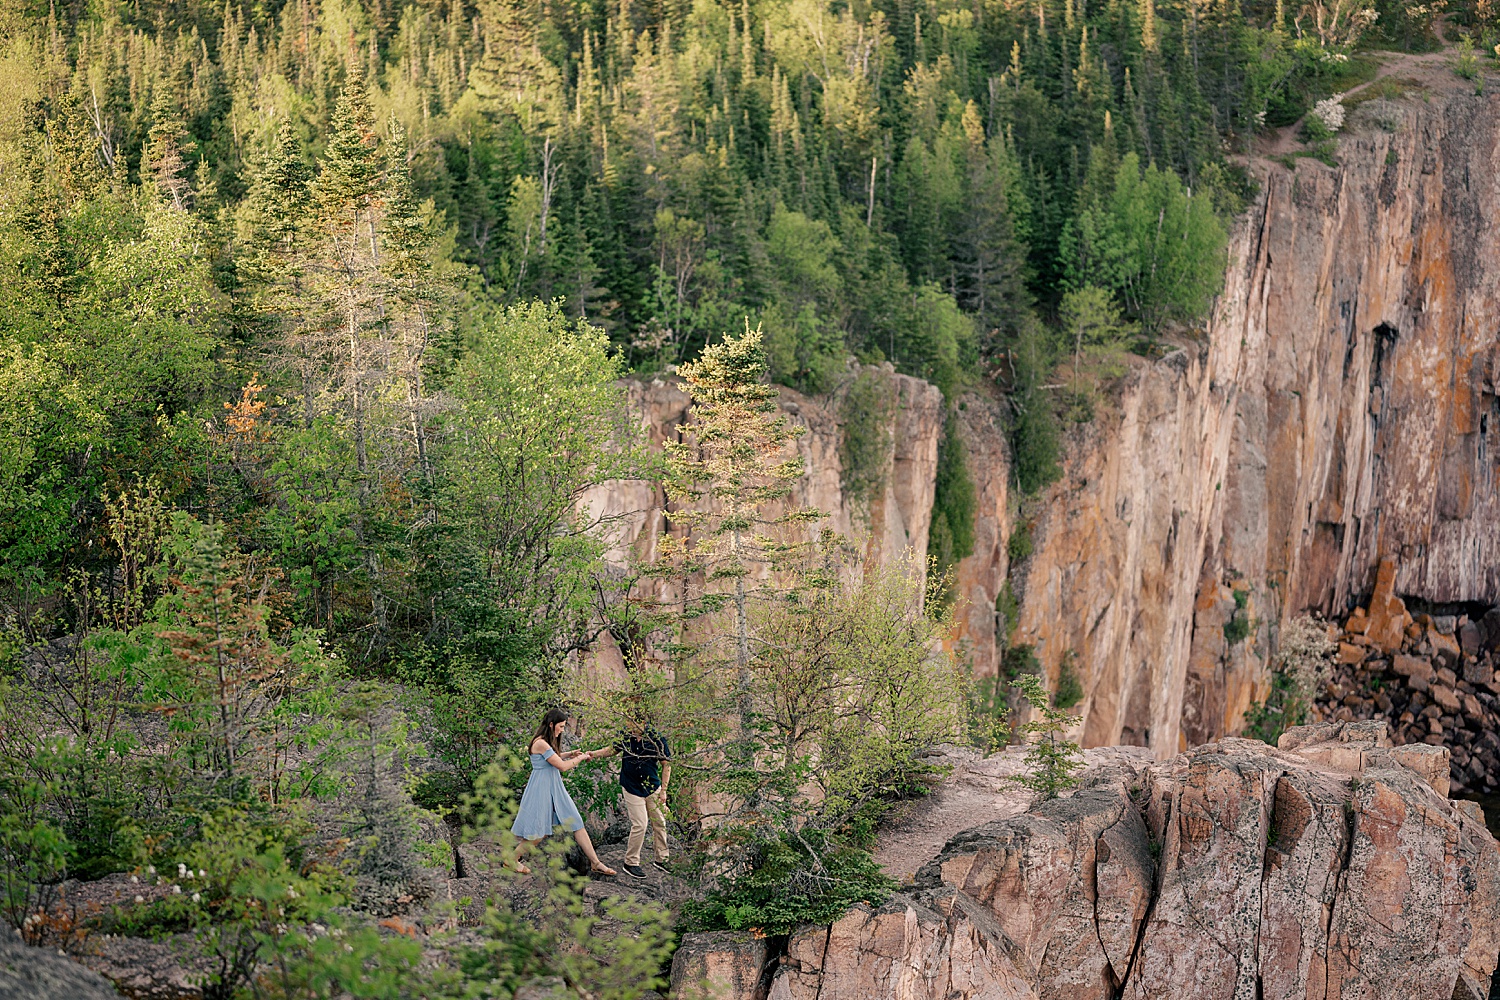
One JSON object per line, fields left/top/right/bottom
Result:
{"left": 108, "top": 807, "right": 421, "bottom": 1000}
{"left": 681, "top": 833, "right": 896, "bottom": 935}
{"left": 1007, "top": 523, "right": 1034, "bottom": 564}
{"left": 1224, "top": 588, "right": 1254, "bottom": 646}
{"left": 1002, "top": 642, "right": 1042, "bottom": 681}
{"left": 1009, "top": 322, "right": 1063, "bottom": 496}
{"left": 461, "top": 762, "right": 675, "bottom": 1000}
{"left": 965, "top": 673, "right": 1012, "bottom": 755}
{"left": 0, "top": 794, "right": 69, "bottom": 944}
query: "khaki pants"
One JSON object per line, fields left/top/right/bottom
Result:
{"left": 623, "top": 788, "right": 669, "bottom": 866}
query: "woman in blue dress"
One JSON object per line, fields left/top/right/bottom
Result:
{"left": 510, "top": 707, "right": 616, "bottom": 876}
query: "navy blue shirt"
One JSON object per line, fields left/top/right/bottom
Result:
{"left": 615, "top": 730, "right": 671, "bottom": 797}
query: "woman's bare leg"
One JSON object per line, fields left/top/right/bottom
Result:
{"left": 575, "top": 828, "right": 614, "bottom": 874}
{"left": 507, "top": 838, "right": 534, "bottom": 873}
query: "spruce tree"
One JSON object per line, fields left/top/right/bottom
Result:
{"left": 143, "top": 92, "right": 195, "bottom": 211}
{"left": 659, "top": 326, "right": 822, "bottom": 722}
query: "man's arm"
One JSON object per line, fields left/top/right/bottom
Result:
{"left": 659, "top": 763, "right": 671, "bottom": 793}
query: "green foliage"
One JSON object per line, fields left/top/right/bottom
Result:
{"left": 928, "top": 414, "right": 977, "bottom": 583}
{"left": 681, "top": 833, "right": 896, "bottom": 936}
{"left": 460, "top": 760, "right": 676, "bottom": 1000}
{"left": 736, "top": 554, "right": 964, "bottom": 840}
{"left": 1457, "top": 34, "right": 1483, "bottom": 80}
{"left": 1061, "top": 153, "right": 1229, "bottom": 333}
{"left": 1007, "top": 523, "right": 1035, "bottom": 564}
{"left": 1224, "top": 588, "right": 1254, "bottom": 646}
{"left": 965, "top": 673, "right": 1013, "bottom": 756}
{"left": 659, "top": 325, "right": 821, "bottom": 699}
{"left": 1009, "top": 319, "right": 1063, "bottom": 495}
{"left": 1009, "top": 672, "right": 1083, "bottom": 801}
{"left": 838, "top": 368, "right": 894, "bottom": 514}
{"left": 1243, "top": 615, "right": 1336, "bottom": 745}
{"left": 1060, "top": 285, "right": 1134, "bottom": 419}
{"left": 1002, "top": 642, "right": 1042, "bottom": 681}
{"left": 0, "top": 784, "right": 69, "bottom": 943}
{"left": 994, "top": 581, "right": 1020, "bottom": 642}
{"left": 1054, "top": 652, "right": 1084, "bottom": 711}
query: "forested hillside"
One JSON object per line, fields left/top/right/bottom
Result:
{"left": 0, "top": 0, "right": 1472, "bottom": 995}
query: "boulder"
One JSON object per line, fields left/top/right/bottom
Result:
{"left": 1463, "top": 658, "right": 1492, "bottom": 685}
{"left": 670, "top": 931, "right": 767, "bottom": 1000}
{"left": 1392, "top": 654, "right": 1434, "bottom": 683}
{"left": 1460, "top": 621, "right": 1484, "bottom": 656}
{"left": 1364, "top": 558, "right": 1411, "bottom": 652}
{"left": 0, "top": 935, "right": 122, "bottom": 1000}
{"left": 1432, "top": 684, "right": 1462, "bottom": 713}
{"left": 1336, "top": 642, "right": 1368, "bottom": 665}
{"left": 1428, "top": 629, "right": 1464, "bottom": 668}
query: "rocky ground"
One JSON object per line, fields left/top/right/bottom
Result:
{"left": 1310, "top": 566, "right": 1500, "bottom": 799}
{"left": 683, "top": 720, "right": 1500, "bottom": 1000}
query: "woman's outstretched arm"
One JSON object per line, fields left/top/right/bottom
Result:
{"left": 533, "top": 741, "right": 588, "bottom": 771}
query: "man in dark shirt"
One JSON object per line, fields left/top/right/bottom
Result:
{"left": 591, "top": 719, "right": 671, "bottom": 879}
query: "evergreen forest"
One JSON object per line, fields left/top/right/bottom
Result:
{"left": 0, "top": 0, "right": 1471, "bottom": 996}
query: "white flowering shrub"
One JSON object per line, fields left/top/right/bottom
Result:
{"left": 1312, "top": 94, "right": 1347, "bottom": 134}
{"left": 1243, "top": 615, "right": 1337, "bottom": 745}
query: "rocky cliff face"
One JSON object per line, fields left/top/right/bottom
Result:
{"left": 577, "top": 367, "right": 948, "bottom": 681}
{"left": 590, "top": 86, "right": 1500, "bottom": 759}
{"left": 972, "top": 86, "right": 1500, "bottom": 757}
{"left": 677, "top": 721, "right": 1500, "bottom": 1000}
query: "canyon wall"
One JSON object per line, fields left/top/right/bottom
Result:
{"left": 1003, "top": 87, "right": 1500, "bottom": 757}
{"left": 590, "top": 86, "right": 1500, "bottom": 758}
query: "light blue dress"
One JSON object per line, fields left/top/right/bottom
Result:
{"left": 512, "top": 749, "right": 585, "bottom": 840}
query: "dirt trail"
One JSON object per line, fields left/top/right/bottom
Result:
{"left": 1259, "top": 24, "right": 1463, "bottom": 159}
{"left": 872, "top": 744, "right": 1156, "bottom": 884}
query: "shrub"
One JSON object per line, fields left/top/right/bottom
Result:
{"left": 965, "top": 672, "right": 1012, "bottom": 755}
{"left": 0, "top": 796, "right": 69, "bottom": 944}
{"left": 461, "top": 762, "right": 675, "bottom": 1000}
{"left": 1223, "top": 588, "right": 1254, "bottom": 646}
{"left": 1002, "top": 642, "right": 1041, "bottom": 680}
{"left": 112, "top": 807, "right": 422, "bottom": 1000}
{"left": 994, "top": 581, "right": 1020, "bottom": 644}
{"left": 1309, "top": 94, "right": 1347, "bottom": 133}
{"left": 680, "top": 833, "right": 896, "bottom": 935}
{"left": 1457, "top": 35, "right": 1481, "bottom": 81}
{"left": 1007, "top": 523, "right": 1034, "bottom": 564}
{"left": 1053, "top": 652, "right": 1084, "bottom": 710}
{"left": 1243, "top": 615, "right": 1336, "bottom": 745}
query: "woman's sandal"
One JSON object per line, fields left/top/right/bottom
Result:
{"left": 589, "top": 864, "right": 617, "bottom": 877}
{"left": 505, "top": 861, "right": 532, "bottom": 875}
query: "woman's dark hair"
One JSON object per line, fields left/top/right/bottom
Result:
{"left": 531, "top": 707, "right": 571, "bottom": 751}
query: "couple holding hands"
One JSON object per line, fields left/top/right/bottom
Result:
{"left": 510, "top": 706, "right": 671, "bottom": 880}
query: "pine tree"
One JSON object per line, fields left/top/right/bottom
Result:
{"left": 951, "top": 102, "right": 1027, "bottom": 338}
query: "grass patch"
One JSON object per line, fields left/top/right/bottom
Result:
{"left": 1343, "top": 76, "right": 1422, "bottom": 109}
{"left": 1271, "top": 146, "right": 1339, "bottom": 171}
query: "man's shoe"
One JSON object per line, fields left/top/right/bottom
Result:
{"left": 622, "top": 864, "right": 647, "bottom": 879}
{"left": 651, "top": 860, "right": 671, "bottom": 875}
